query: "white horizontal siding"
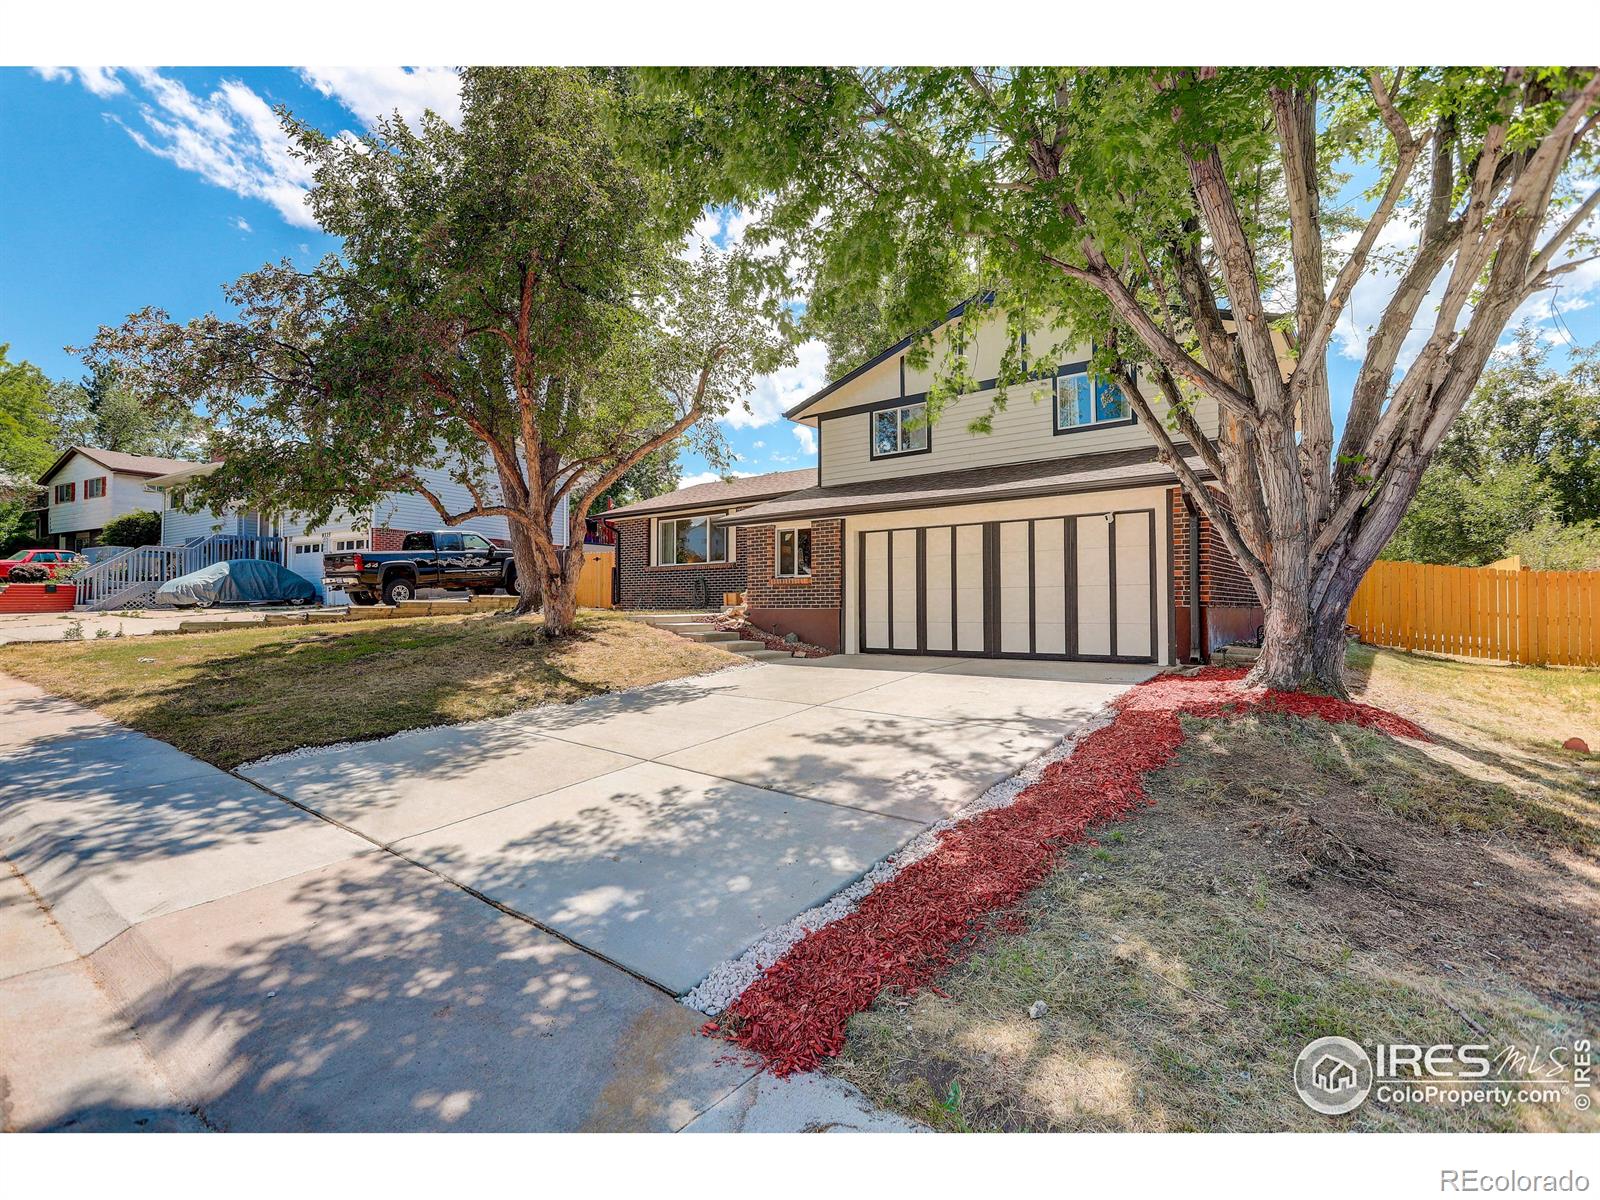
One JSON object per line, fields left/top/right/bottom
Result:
{"left": 46, "top": 456, "right": 161, "bottom": 536}
{"left": 820, "top": 380, "right": 1219, "bottom": 487}
{"left": 372, "top": 465, "right": 570, "bottom": 545}
{"left": 161, "top": 504, "right": 244, "bottom": 544}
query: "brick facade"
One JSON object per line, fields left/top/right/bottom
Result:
{"left": 1170, "top": 486, "right": 1264, "bottom": 659}
{"left": 370, "top": 526, "right": 410, "bottom": 551}
{"left": 614, "top": 517, "right": 748, "bottom": 610}
{"left": 743, "top": 519, "right": 845, "bottom": 651}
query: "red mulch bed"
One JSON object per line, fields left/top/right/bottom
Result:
{"left": 706, "top": 667, "right": 1429, "bottom": 1076}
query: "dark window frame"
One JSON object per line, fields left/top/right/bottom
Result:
{"left": 53, "top": 482, "right": 76, "bottom": 503}
{"left": 775, "top": 526, "right": 813, "bottom": 579}
{"left": 867, "top": 394, "right": 934, "bottom": 461}
{"left": 653, "top": 511, "right": 733, "bottom": 566}
{"left": 82, "top": 476, "right": 108, "bottom": 499}
{"left": 1051, "top": 361, "right": 1137, "bottom": 437}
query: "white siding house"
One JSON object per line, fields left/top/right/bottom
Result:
{"left": 36, "top": 447, "right": 207, "bottom": 550}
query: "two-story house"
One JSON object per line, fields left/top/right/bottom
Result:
{"left": 606, "top": 300, "right": 1265, "bottom": 661}
{"left": 34, "top": 446, "right": 208, "bottom": 550}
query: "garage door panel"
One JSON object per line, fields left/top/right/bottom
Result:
{"left": 923, "top": 527, "right": 954, "bottom": 652}
{"left": 890, "top": 530, "right": 920, "bottom": 650}
{"left": 953, "top": 525, "right": 986, "bottom": 652}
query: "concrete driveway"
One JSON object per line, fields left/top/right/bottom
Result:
{"left": 241, "top": 655, "right": 1157, "bottom": 995}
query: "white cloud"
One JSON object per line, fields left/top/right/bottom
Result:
{"left": 296, "top": 67, "right": 462, "bottom": 129}
{"left": 793, "top": 425, "right": 817, "bottom": 455}
{"left": 751, "top": 440, "right": 765, "bottom": 449}
{"left": 723, "top": 339, "right": 829, "bottom": 430}
{"left": 35, "top": 66, "right": 125, "bottom": 97}
{"left": 98, "top": 68, "right": 319, "bottom": 228}
{"left": 678, "top": 469, "right": 753, "bottom": 489}
{"left": 233, "top": 216, "right": 253, "bottom": 233}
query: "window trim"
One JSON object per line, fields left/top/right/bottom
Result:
{"left": 83, "top": 476, "right": 108, "bottom": 500}
{"left": 53, "top": 482, "right": 76, "bottom": 503}
{"left": 1051, "top": 361, "right": 1138, "bottom": 437}
{"left": 867, "top": 395, "right": 934, "bottom": 461}
{"left": 774, "top": 524, "right": 813, "bottom": 580}
{"left": 652, "top": 511, "right": 735, "bottom": 567}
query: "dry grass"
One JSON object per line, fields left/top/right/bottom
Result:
{"left": 833, "top": 647, "right": 1600, "bottom": 1133}
{"left": 0, "top": 611, "right": 737, "bottom": 768}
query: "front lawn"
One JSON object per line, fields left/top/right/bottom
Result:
{"left": 831, "top": 647, "right": 1599, "bottom": 1132}
{"left": 0, "top": 611, "right": 738, "bottom": 768}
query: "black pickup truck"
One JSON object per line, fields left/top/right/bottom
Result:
{"left": 322, "top": 531, "right": 519, "bottom": 606}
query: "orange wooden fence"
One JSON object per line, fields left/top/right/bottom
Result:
{"left": 1348, "top": 559, "right": 1600, "bottom": 666}
{"left": 574, "top": 546, "right": 616, "bottom": 609}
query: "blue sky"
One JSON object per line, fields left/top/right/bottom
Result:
{"left": 4, "top": 66, "right": 1598, "bottom": 491}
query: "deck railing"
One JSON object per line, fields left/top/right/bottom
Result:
{"left": 72, "top": 533, "right": 286, "bottom": 609}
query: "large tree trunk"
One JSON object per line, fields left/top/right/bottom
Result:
{"left": 504, "top": 519, "right": 543, "bottom": 617}
{"left": 538, "top": 544, "right": 586, "bottom": 637}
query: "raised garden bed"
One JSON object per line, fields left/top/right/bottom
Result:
{"left": 0, "top": 583, "right": 78, "bottom": 614}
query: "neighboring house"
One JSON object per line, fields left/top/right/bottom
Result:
{"left": 144, "top": 460, "right": 571, "bottom": 599}
{"left": 606, "top": 299, "right": 1267, "bottom": 659}
{"left": 34, "top": 446, "right": 207, "bottom": 550}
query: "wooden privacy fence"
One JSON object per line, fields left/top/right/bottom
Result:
{"left": 574, "top": 546, "right": 616, "bottom": 609}
{"left": 1349, "top": 559, "right": 1600, "bottom": 666}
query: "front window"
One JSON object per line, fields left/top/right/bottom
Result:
{"left": 54, "top": 483, "right": 75, "bottom": 503}
{"left": 656, "top": 514, "right": 729, "bottom": 565}
{"left": 872, "top": 401, "right": 929, "bottom": 457}
{"left": 462, "top": 533, "right": 493, "bottom": 551}
{"left": 83, "top": 477, "right": 107, "bottom": 499}
{"left": 1054, "top": 369, "right": 1130, "bottom": 431}
{"left": 776, "top": 528, "right": 811, "bottom": 578}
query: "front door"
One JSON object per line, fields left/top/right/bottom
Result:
{"left": 857, "top": 509, "right": 1157, "bottom": 662}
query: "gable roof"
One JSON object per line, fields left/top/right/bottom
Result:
{"left": 785, "top": 293, "right": 994, "bottom": 424}
{"left": 602, "top": 467, "right": 818, "bottom": 519}
{"left": 37, "top": 445, "right": 208, "bottom": 486}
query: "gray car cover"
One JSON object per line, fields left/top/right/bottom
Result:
{"left": 152, "top": 559, "right": 318, "bottom": 608}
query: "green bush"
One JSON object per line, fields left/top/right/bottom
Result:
{"left": 1505, "top": 517, "right": 1600, "bottom": 571}
{"left": 99, "top": 509, "right": 162, "bottom": 548}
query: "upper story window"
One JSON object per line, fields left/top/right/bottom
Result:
{"left": 1053, "top": 367, "right": 1132, "bottom": 434}
{"left": 776, "top": 527, "right": 812, "bottom": 578}
{"left": 53, "top": 482, "right": 75, "bottom": 503}
{"left": 871, "top": 400, "right": 930, "bottom": 459}
{"left": 83, "top": 477, "right": 107, "bottom": 499}
{"left": 656, "top": 513, "right": 730, "bottom": 565}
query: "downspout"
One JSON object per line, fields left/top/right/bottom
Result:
{"left": 1185, "top": 495, "right": 1203, "bottom": 663}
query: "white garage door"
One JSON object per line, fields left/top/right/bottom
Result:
{"left": 287, "top": 537, "right": 326, "bottom": 598}
{"left": 858, "top": 509, "right": 1156, "bottom": 661}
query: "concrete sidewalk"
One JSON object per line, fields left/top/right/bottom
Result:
{"left": 0, "top": 674, "right": 917, "bottom": 1132}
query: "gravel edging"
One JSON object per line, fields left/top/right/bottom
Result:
{"left": 681, "top": 703, "right": 1120, "bottom": 1016}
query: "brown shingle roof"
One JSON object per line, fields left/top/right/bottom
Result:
{"left": 37, "top": 445, "right": 208, "bottom": 485}
{"left": 719, "top": 447, "right": 1205, "bottom": 526}
{"left": 603, "top": 467, "right": 818, "bottom": 519}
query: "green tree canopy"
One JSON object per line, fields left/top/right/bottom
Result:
{"left": 84, "top": 68, "right": 790, "bottom": 632}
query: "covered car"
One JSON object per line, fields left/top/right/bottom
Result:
{"left": 152, "top": 559, "right": 319, "bottom": 608}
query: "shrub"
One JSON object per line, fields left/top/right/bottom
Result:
{"left": 1505, "top": 517, "right": 1600, "bottom": 571}
{"left": 99, "top": 509, "right": 162, "bottom": 549}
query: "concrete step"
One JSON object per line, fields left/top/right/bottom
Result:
{"left": 679, "top": 629, "right": 740, "bottom": 642}
{"left": 720, "top": 640, "right": 768, "bottom": 653}
{"left": 739, "top": 649, "right": 795, "bottom": 661}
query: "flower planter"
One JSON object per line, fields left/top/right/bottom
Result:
{"left": 0, "top": 582, "right": 79, "bottom": 613}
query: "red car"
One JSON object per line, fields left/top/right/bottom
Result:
{"left": 0, "top": 549, "right": 85, "bottom": 581}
